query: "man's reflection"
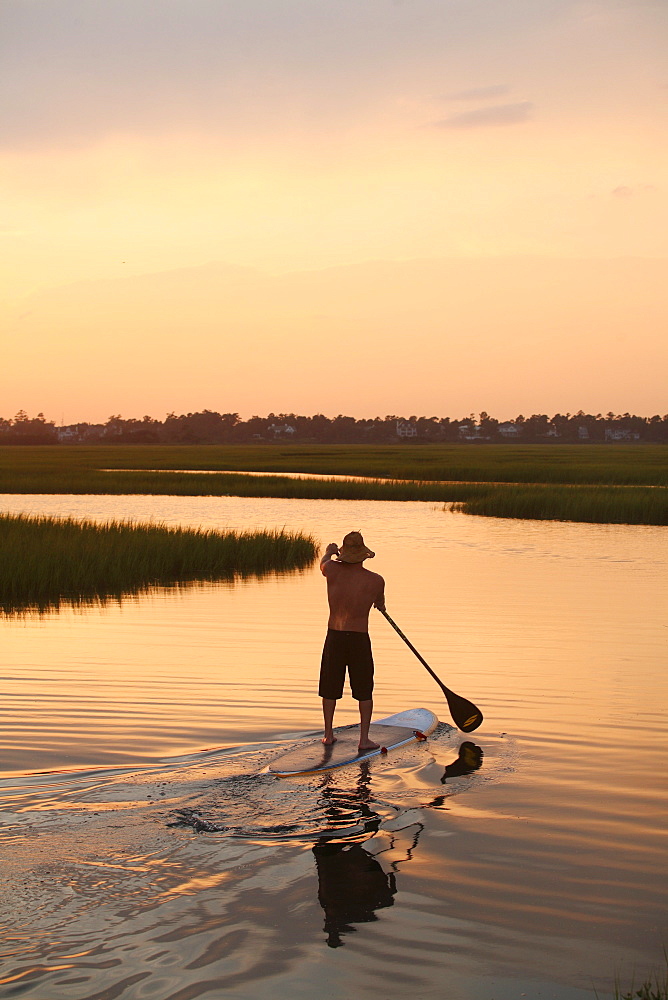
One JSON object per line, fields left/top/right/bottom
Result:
{"left": 316, "top": 761, "right": 381, "bottom": 839}
{"left": 312, "top": 762, "right": 399, "bottom": 948}
{"left": 313, "top": 841, "right": 397, "bottom": 948}
{"left": 312, "top": 742, "right": 483, "bottom": 947}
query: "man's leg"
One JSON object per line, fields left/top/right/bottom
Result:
{"left": 358, "top": 699, "right": 379, "bottom": 751}
{"left": 319, "top": 631, "right": 344, "bottom": 745}
{"left": 350, "top": 634, "right": 378, "bottom": 751}
{"left": 322, "top": 698, "right": 337, "bottom": 745}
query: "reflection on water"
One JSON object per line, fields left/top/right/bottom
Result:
{"left": 104, "top": 467, "right": 381, "bottom": 482}
{"left": 316, "top": 761, "right": 382, "bottom": 838}
{"left": 0, "top": 734, "right": 492, "bottom": 995}
{"left": 313, "top": 762, "right": 399, "bottom": 949}
{"left": 314, "top": 842, "right": 398, "bottom": 948}
{"left": 312, "top": 752, "right": 483, "bottom": 949}
{"left": 1, "top": 493, "right": 666, "bottom": 999}
{"left": 442, "top": 741, "right": 484, "bottom": 783}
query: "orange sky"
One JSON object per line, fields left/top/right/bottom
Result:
{"left": 1, "top": 0, "right": 666, "bottom": 421}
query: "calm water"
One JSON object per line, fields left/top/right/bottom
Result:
{"left": 1, "top": 494, "right": 666, "bottom": 1000}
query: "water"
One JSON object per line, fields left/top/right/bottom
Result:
{"left": 1, "top": 494, "right": 666, "bottom": 999}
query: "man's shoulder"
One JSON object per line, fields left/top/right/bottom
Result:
{"left": 363, "top": 567, "right": 385, "bottom": 584}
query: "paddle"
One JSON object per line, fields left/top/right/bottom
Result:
{"left": 378, "top": 608, "right": 483, "bottom": 733}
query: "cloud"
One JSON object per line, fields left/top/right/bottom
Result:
{"left": 444, "top": 85, "right": 509, "bottom": 101}
{"left": 611, "top": 184, "right": 658, "bottom": 199}
{"left": 435, "top": 101, "right": 534, "bottom": 129}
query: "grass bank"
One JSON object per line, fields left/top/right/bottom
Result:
{"left": 1, "top": 445, "right": 666, "bottom": 524}
{"left": 0, "top": 513, "right": 318, "bottom": 613}
{"left": 3, "top": 469, "right": 665, "bottom": 523}
{"left": 452, "top": 484, "right": 667, "bottom": 525}
{"left": 1, "top": 443, "right": 666, "bottom": 488}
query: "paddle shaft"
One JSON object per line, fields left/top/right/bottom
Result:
{"left": 379, "top": 609, "right": 445, "bottom": 688}
{"left": 378, "top": 608, "right": 483, "bottom": 733}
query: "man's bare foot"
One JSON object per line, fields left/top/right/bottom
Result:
{"left": 322, "top": 736, "right": 337, "bottom": 745}
{"left": 358, "top": 740, "right": 380, "bottom": 752}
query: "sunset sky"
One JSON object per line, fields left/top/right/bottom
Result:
{"left": 2, "top": 0, "right": 666, "bottom": 423}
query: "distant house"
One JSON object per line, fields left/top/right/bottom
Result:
{"left": 268, "top": 423, "right": 296, "bottom": 438}
{"left": 57, "top": 424, "right": 96, "bottom": 443}
{"left": 498, "top": 422, "right": 520, "bottom": 439}
{"left": 57, "top": 425, "right": 79, "bottom": 442}
{"left": 605, "top": 428, "right": 640, "bottom": 442}
{"left": 458, "top": 422, "right": 481, "bottom": 441}
{"left": 396, "top": 420, "right": 417, "bottom": 439}
{"left": 578, "top": 425, "right": 589, "bottom": 440}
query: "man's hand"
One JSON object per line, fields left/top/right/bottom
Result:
{"left": 320, "top": 542, "right": 340, "bottom": 573}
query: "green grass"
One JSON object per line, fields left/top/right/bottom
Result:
{"left": 1, "top": 444, "right": 666, "bottom": 524}
{"left": 1, "top": 443, "right": 666, "bottom": 487}
{"left": 0, "top": 513, "right": 318, "bottom": 613}
{"left": 615, "top": 984, "right": 667, "bottom": 1000}
{"left": 595, "top": 951, "right": 668, "bottom": 1000}
{"left": 612, "top": 965, "right": 668, "bottom": 1000}
{"left": 452, "top": 484, "right": 667, "bottom": 525}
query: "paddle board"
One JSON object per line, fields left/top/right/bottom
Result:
{"left": 266, "top": 708, "right": 438, "bottom": 776}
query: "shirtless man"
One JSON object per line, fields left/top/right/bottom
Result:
{"left": 319, "top": 531, "right": 386, "bottom": 751}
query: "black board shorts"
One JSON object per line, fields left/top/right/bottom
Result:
{"left": 319, "top": 628, "right": 374, "bottom": 701}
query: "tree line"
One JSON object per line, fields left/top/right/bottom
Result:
{"left": 2, "top": 409, "right": 667, "bottom": 444}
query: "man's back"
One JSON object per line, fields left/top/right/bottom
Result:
{"left": 318, "top": 532, "right": 384, "bottom": 750}
{"left": 322, "top": 561, "right": 385, "bottom": 632}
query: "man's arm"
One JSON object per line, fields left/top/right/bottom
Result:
{"left": 373, "top": 576, "right": 386, "bottom": 612}
{"left": 320, "top": 542, "right": 339, "bottom": 574}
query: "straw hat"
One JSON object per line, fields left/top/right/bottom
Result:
{"left": 337, "top": 531, "right": 375, "bottom": 563}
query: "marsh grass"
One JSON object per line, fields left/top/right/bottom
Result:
{"left": 1, "top": 445, "right": 666, "bottom": 524}
{"left": 452, "top": 484, "right": 667, "bottom": 525}
{"left": 0, "top": 513, "right": 317, "bottom": 613}
{"left": 1, "top": 443, "right": 666, "bottom": 488}
{"left": 2, "top": 468, "right": 454, "bottom": 501}
{"left": 612, "top": 968, "right": 668, "bottom": 1000}
{"left": 594, "top": 951, "right": 668, "bottom": 1000}
{"left": 615, "top": 984, "right": 668, "bottom": 1000}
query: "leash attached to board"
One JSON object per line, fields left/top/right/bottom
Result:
{"left": 378, "top": 608, "right": 483, "bottom": 733}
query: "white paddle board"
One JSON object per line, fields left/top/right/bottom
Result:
{"left": 266, "top": 708, "right": 438, "bottom": 776}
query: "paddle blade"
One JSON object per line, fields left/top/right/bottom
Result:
{"left": 441, "top": 686, "right": 484, "bottom": 733}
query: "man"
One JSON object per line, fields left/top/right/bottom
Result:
{"left": 319, "top": 531, "right": 385, "bottom": 751}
